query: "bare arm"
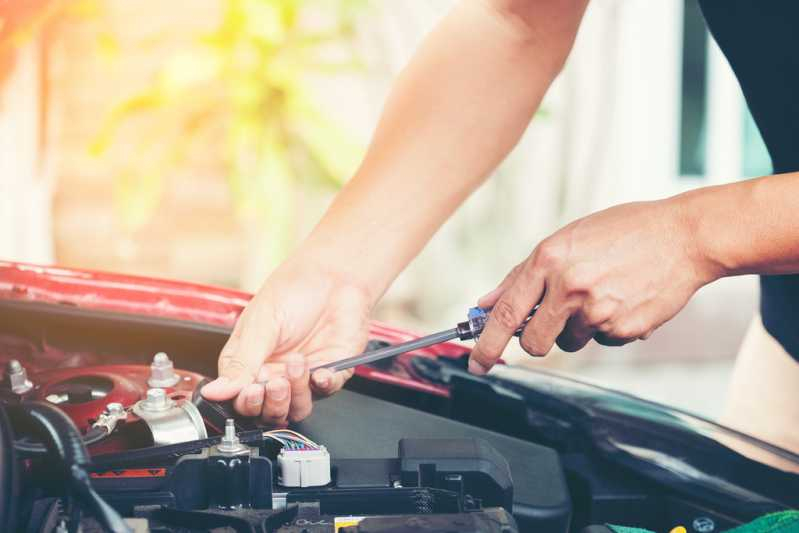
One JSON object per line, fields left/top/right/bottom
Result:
{"left": 303, "top": 0, "right": 590, "bottom": 300}
{"left": 470, "top": 172, "right": 799, "bottom": 374}
{"left": 203, "top": 0, "right": 590, "bottom": 421}
{"left": 689, "top": 172, "right": 799, "bottom": 276}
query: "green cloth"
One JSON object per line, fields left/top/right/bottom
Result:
{"left": 725, "top": 511, "right": 799, "bottom": 533}
{"left": 607, "top": 511, "right": 799, "bottom": 533}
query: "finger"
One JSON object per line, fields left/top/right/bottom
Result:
{"left": 471, "top": 267, "right": 545, "bottom": 374}
{"left": 311, "top": 368, "right": 334, "bottom": 394}
{"left": 593, "top": 331, "right": 634, "bottom": 346}
{"left": 556, "top": 313, "right": 595, "bottom": 353}
{"left": 234, "top": 382, "right": 265, "bottom": 417}
{"left": 519, "top": 288, "right": 572, "bottom": 356}
{"left": 311, "top": 368, "right": 354, "bottom": 396}
{"left": 477, "top": 264, "right": 522, "bottom": 308}
{"left": 261, "top": 377, "right": 290, "bottom": 427}
{"left": 203, "top": 303, "right": 279, "bottom": 401}
{"left": 201, "top": 316, "right": 245, "bottom": 399}
{"left": 285, "top": 353, "right": 312, "bottom": 423}
{"left": 256, "top": 362, "right": 287, "bottom": 383}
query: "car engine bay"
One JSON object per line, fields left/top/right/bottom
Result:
{"left": 0, "top": 270, "right": 797, "bottom": 533}
{"left": 0, "top": 301, "right": 564, "bottom": 533}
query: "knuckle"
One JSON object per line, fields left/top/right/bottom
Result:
{"left": 615, "top": 321, "right": 644, "bottom": 340}
{"left": 534, "top": 239, "right": 563, "bottom": 268}
{"left": 583, "top": 303, "right": 612, "bottom": 327}
{"left": 492, "top": 300, "right": 520, "bottom": 331}
{"left": 562, "top": 266, "right": 593, "bottom": 293}
{"left": 595, "top": 317, "right": 617, "bottom": 334}
{"left": 520, "top": 334, "right": 545, "bottom": 356}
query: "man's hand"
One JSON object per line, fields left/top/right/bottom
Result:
{"left": 469, "top": 198, "right": 722, "bottom": 373}
{"left": 201, "top": 256, "right": 372, "bottom": 425}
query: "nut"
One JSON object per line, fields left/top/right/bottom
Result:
{"left": 6, "top": 360, "right": 33, "bottom": 394}
{"left": 141, "top": 388, "right": 172, "bottom": 412}
{"left": 147, "top": 352, "right": 180, "bottom": 388}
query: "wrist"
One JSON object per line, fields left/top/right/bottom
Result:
{"left": 670, "top": 188, "right": 733, "bottom": 284}
{"left": 289, "top": 236, "right": 388, "bottom": 308}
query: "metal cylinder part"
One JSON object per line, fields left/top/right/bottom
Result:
{"left": 132, "top": 388, "right": 207, "bottom": 445}
{"left": 6, "top": 359, "right": 33, "bottom": 394}
{"left": 147, "top": 352, "right": 180, "bottom": 388}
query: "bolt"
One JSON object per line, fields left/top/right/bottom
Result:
{"left": 224, "top": 419, "right": 236, "bottom": 441}
{"left": 142, "top": 388, "right": 171, "bottom": 411}
{"left": 6, "top": 359, "right": 33, "bottom": 394}
{"left": 216, "top": 418, "right": 247, "bottom": 454}
{"left": 106, "top": 402, "right": 125, "bottom": 417}
{"left": 147, "top": 352, "right": 180, "bottom": 388}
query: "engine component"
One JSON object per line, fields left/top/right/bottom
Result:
{"left": 277, "top": 446, "right": 332, "bottom": 488}
{"left": 399, "top": 438, "right": 513, "bottom": 511}
{"left": 5, "top": 401, "right": 130, "bottom": 533}
{"left": 5, "top": 360, "right": 32, "bottom": 395}
{"left": 147, "top": 352, "right": 180, "bottom": 388}
{"left": 132, "top": 388, "right": 207, "bottom": 446}
{"left": 91, "top": 440, "right": 274, "bottom": 512}
{"left": 214, "top": 419, "right": 249, "bottom": 456}
{"left": 92, "top": 402, "right": 128, "bottom": 435}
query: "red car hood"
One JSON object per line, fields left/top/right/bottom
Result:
{"left": 0, "top": 261, "right": 466, "bottom": 396}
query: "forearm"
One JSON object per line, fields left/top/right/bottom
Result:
{"left": 300, "top": 0, "right": 588, "bottom": 301}
{"left": 683, "top": 172, "right": 799, "bottom": 278}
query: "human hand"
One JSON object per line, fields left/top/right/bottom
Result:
{"left": 469, "top": 198, "right": 721, "bottom": 373}
{"left": 201, "top": 256, "right": 372, "bottom": 425}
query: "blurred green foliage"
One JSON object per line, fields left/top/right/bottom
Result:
{"left": 92, "top": 0, "right": 367, "bottom": 262}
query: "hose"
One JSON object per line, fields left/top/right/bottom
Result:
{"left": 6, "top": 402, "right": 131, "bottom": 533}
{"left": 13, "top": 425, "right": 108, "bottom": 456}
{"left": 0, "top": 405, "right": 19, "bottom": 532}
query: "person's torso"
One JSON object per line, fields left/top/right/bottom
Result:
{"left": 698, "top": 0, "right": 799, "bottom": 358}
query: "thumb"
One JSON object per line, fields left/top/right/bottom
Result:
{"left": 202, "top": 306, "right": 279, "bottom": 400}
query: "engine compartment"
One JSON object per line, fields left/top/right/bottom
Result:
{"left": 0, "top": 294, "right": 796, "bottom": 533}
{"left": 0, "top": 299, "right": 569, "bottom": 532}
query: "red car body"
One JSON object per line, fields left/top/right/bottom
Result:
{"left": 0, "top": 260, "right": 464, "bottom": 397}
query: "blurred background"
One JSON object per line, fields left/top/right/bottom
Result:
{"left": 0, "top": 0, "right": 771, "bottom": 419}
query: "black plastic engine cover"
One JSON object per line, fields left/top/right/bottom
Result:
{"left": 398, "top": 438, "right": 513, "bottom": 511}
{"left": 295, "top": 390, "right": 572, "bottom": 533}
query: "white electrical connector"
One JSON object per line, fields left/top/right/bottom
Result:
{"left": 277, "top": 446, "right": 331, "bottom": 487}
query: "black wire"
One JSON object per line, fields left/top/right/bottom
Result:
{"left": 0, "top": 406, "right": 19, "bottom": 532}
{"left": 13, "top": 425, "right": 108, "bottom": 456}
{"left": 5, "top": 402, "right": 131, "bottom": 533}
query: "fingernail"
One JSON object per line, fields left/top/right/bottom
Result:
{"left": 286, "top": 359, "right": 305, "bottom": 379}
{"left": 468, "top": 359, "right": 488, "bottom": 375}
{"left": 266, "top": 380, "right": 288, "bottom": 401}
{"left": 312, "top": 370, "right": 331, "bottom": 389}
